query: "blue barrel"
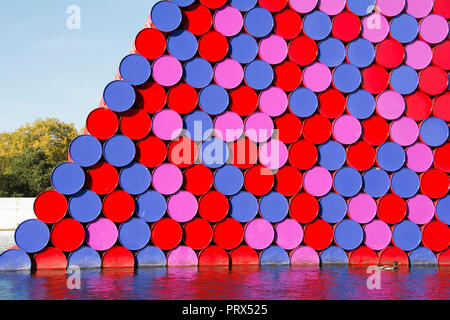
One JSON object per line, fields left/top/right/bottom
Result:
{"left": 136, "top": 246, "right": 167, "bottom": 267}
{"left": 333, "top": 166, "right": 362, "bottom": 197}
{"left": 119, "top": 218, "right": 151, "bottom": 251}
{"left": 319, "top": 193, "right": 347, "bottom": 223}
{"left": 67, "top": 246, "right": 101, "bottom": 268}
{"left": 244, "top": 60, "right": 274, "bottom": 90}
{"left": 184, "top": 110, "right": 213, "bottom": 141}
{"left": 150, "top": 0, "right": 182, "bottom": 32}
{"left": 332, "top": 63, "right": 361, "bottom": 93}
{"left": 230, "top": 191, "right": 259, "bottom": 223}
{"left": 318, "top": 38, "right": 345, "bottom": 67}
{"left": 318, "top": 140, "right": 346, "bottom": 171}
{"left": 183, "top": 57, "right": 213, "bottom": 89}
{"left": 68, "top": 190, "right": 102, "bottom": 223}
{"left": 103, "top": 135, "right": 136, "bottom": 167}
{"left": 51, "top": 162, "right": 85, "bottom": 195}
{"left": 230, "top": 0, "right": 256, "bottom": 11}
{"left": 119, "top": 54, "right": 151, "bottom": 85}
{"left": 390, "top": 13, "right": 418, "bottom": 44}
{"left": 393, "top": 220, "right": 422, "bottom": 251}
{"left": 409, "top": 247, "right": 437, "bottom": 266}
{"left": 119, "top": 162, "right": 151, "bottom": 195}
{"left": 214, "top": 165, "right": 244, "bottom": 196}
{"left": 334, "top": 219, "right": 364, "bottom": 250}
{"left": 363, "top": 168, "right": 390, "bottom": 198}
{"left": 259, "top": 245, "right": 289, "bottom": 265}
{"left": 15, "top": 219, "right": 49, "bottom": 253}
{"left": 347, "top": 0, "right": 375, "bottom": 16}
{"left": 171, "top": 0, "right": 194, "bottom": 6}
{"left": 436, "top": 195, "right": 450, "bottom": 225}
{"left": 390, "top": 65, "right": 418, "bottom": 95}
{"left": 244, "top": 7, "right": 273, "bottom": 38}
{"left": 346, "top": 38, "right": 375, "bottom": 68}
{"left": 303, "top": 10, "right": 332, "bottom": 41}
{"left": 136, "top": 191, "right": 167, "bottom": 222}
{"left": 199, "top": 137, "right": 229, "bottom": 168}
{"left": 0, "top": 249, "right": 31, "bottom": 271}
{"left": 420, "top": 117, "right": 448, "bottom": 147}
{"left": 103, "top": 80, "right": 135, "bottom": 112}
{"left": 391, "top": 168, "right": 420, "bottom": 198}
{"left": 376, "top": 142, "right": 405, "bottom": 172}
{"left": 289, "top": 87, "right": 318, "bottom": 118}
{"left": 69, "top": 135, "right": 102, "bottom": 167}
{"left": 320, "top": 246, "right": 349, "bottom": 265}
{"left": 167, "top": 30, "right": 198, "bottom": 61}
{"left": 229, "top": 33, "right": 258, "bottom": 64}
{"left": 199, "top": 84, "right": 229, "bottom": 115}
{"left": 259, "top": 192, "right": 289, "bottom": 223}
{"left": 346, "top": 89, "right": 375, "bottom": 119}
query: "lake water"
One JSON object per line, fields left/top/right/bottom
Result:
{"left": 0, "top": 232, "right": 449, "bottom": 300}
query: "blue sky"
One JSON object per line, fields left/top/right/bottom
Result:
{"left": 0, "top": 0, "right": 158, "bottom": 132}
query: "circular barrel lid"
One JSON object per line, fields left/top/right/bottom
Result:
{"left": 229, "top": 33, "right": 258, "bottom": 64}
{"left": 318, "top": 140, "right": 346, "bottom": 171}
{"left": 362, "top": 65, "right": 389, "bottom": 94}
{"left": 184, "top": 110, "right": 213, "bottom": 141}
{"left": 376, "top": 90, "right": 405, "bottom": 120}
{"left": 319, "top": 0, "right": 345, "bottom": 15}
{"left": 167, "top": 30, "right": 198, "bottom": 61}
{"left": 361, "top": 12, "right": 389, "bottom": 43}
{"left": 303, "top": 62, "right": 332, "bottom": 93}
{"left": 119, "top": 54, "right": 151, "bottom": 85}
{"left": 118, "top": 218, "right": 151, "bottom": 251}
{"left": 134, "top": 28, "right": 166, "bottom": 60}
{"left": 135, "top": 82, "right": 167, "bottom": 114}
{"left": 422, "top": 221, "right": 450, "bottom": 252}
{"left": 119, "top": 162, "right": 151, "bottom": 195}
{"left": 391, "top": 168, "right": 420, "bottom": 198}
{"left": 259, "top": 35, "right": 288, "bottom": 65}
{"left": 407, "top": 194, "right": 435, "bottom": 225}
{"left": 184, "top": 218, "right": 213, "bottom": 250}
{"left": 364, "top": 219, "right": 392, "bottom": 250}
{"left": 408, "top": 247, "right": 437, "bottom": 266}
{"left": 152, "top": 109, "right": 183, "bottom": 141}
{"left": 259, "top": 245, "right": 289, "bottom": 265}
{"left": 377, "top": 0, "right": 405, "bottom": 16}
{"left": 435, "top": 144, "right": 450, "bottom": 173}
{"left": 244, "top": 59, "right": 274, "bottom": 90}
{"left": 377, "top": 193, "right": 407, "bottom": 224}
{"left": 244, "top": 112, "right": 274, "bottom": 143}
{"left": 405, "top": 40, "right": 432, "bottom": 70}
{"left": 199, "top": 137, "right": 229, "bottom": 168}
{"left": 433, "top": 41, "right": 450, "bottom": 71}
{"left": 230, "top": 137, "right": 258, "bottom": 169}
{"left": 244, "top": 7, "right": 274, "bottom": 38}
{"left": 376, "top": 142, "right": 405, "bottom": 171}
{"left": 103, "top": 135, "right": 135, "bottom": 167}
{"left": 275, "top": 166, "right": 302, "bottom": 196}
{"left": 213, "top": 218, "right": 244, "bottom": 249}
{"left": 274, "top": 61, "right": 303, "bottom": 92}
{"left": 102, "top": 246, "right": 134, "bottom": 268}
{"left": 346, "top": 141, "right": 376, "bottom": 171}
{"left": 390, "top": 116, "right": 419, "bottom": 146}
{"left": 274, "top": 112, "right": 303, "bottom": 144}
{"left": 390, "top": 65, "right": 418, "bottom": 95}
{"left": 214, "top": 165, "right": 244, "bottom": 196}
{"left": 151, "top": 218, "right": 183, "bottom": 250}
{"left": 103, "top": 190, "right": 135, "bottom": 223}
{"left": 419, "top": 66, "right": 448, "bottom": 96}
{"left": 51, "top": 218, "right": 85, "bottom": 252}
{"left": 199, "top": 84, "right": 229, "bottom": 115}
{"left": 289, "top": 35, "right": 318, "bottom": 66}
{"left": 348, "top": 193, "right": 377, "bottom": 223}
{"left": 200, "top": 0, "right": 227, "bottom": 9}
{"left": 230, "top": 0, "right": 257, "bottom": 11}
{"left": 320, "top": 246, "right": 348, "bottom": 265}
{"left": 376, "top": 39, "right": 405, "bottom": 69}
{"left": 392, "top": 220, "right": 422, "bottom": 251}
{"left": 198, "top": 31, "right": 228, "bottom": 62}
{"left": 67, "top": 246, "right": 102, "bottom": 269}
{"left": 318, "top": 37, "right": 345, "bottom": 68}
{"left": 318, "top": 89, "right": 345, "bottom": 119}
{"left": 244, "top": 165, "right": 274, "bottom": 194}
{"left": 332, "top": 63, "right": 361, "bottom": 93}
{"left": 51, "top": 162, "right": 85, "bottom": 195}
{"left": 214, "top": 58, "right": 244, "bottom": 89}
{"left": 167, "top": 82, "right": 198, "bottom": 114}
{"left": 86, "top": 108, "right": 118, "bottom": 140}
{"left": 436, "top": 195, "right": 450, "bottom": 225}
{"left": 86, "top": 162, "right": 119, "bottom": 195}
{"left": 199, "top": 191, "right": 229, "bottom": 222}
{"left": 86, "top": 218, "right": 118, "bottom": 251}
{"left": 244, "top": 218, "right": 274, "bottom": 250}
{"left": 362, "top": 168, "right": 390, "bottom": 198}
{"left": 379, "top": 246, "right": 409, "bottom": 267}
{"left": 303, "top": 10, "right": 332, "bottom": 41}
{"left": 346, "top": 89, "right": 375, "bottom": 120}
{"left": 259, "top": 139, "right": 288, "bottom": 169}
{"left": 230, "top": 191, "right": 259, "bottom": 222}
{"left": 183, "top": 57, "right": 213, "bottom": 89}
{"left": 119, "top": 108, "right": 152, "bottom": 140}
{"left": 419, "top": 14, "right": 449, "bottom": 44}
{"left": 167, "top": 136, "right": 198, "bottom": 168}
{"left": 103, "top": 80, "right": 135, "bottom": 112}
{"left": 167, "top": 191, "right": 198, "bottom": 223}
{"left": 259, "top": 86, "right": 288, "bottom": 117}
{"left": 167, "top": 246, "right": 198, "bottom": 267}
{"left": 34, "top": 247, "right": 67, "bottom": 270}
{"left": 290, "top": 246, "right": 320, "bottom": 266}
{"left": 184, "top": 164, "right": 213, "bottom": 195}
{"left": 199, "top": 246, "right": 229, "bottom": 266}
{"left": 274, "top": 9, "right": 302, "bottom": 39}
{"left": 420, "top": 168, "right": 450, "bottom": 199}
{"left": 406, "top": 0, "right": 433, "bottom": 18}
{"left": 333, "top": 166, "right": 362, "bottom": 197}
{"left": 230, "top": 245, "right": 259, "bottom": 265}
{"left": 346, "top": 0, "right": 375, "bottom": 16}
{"left": 419, "top": 117, "right": 448, "bottom": 147}
{"left": 304, "top": 219, "right": 333, "bottom": 250}
{"left": 349, "top": 246, "right": 379, "bottom": 266}
{"left": 151, "top": 0, "right": 182, "bottom": 32}
{"left": 333, "top": 115, "right": 362, "bottom": 145}
{"left": 332, "top": 11, "right": 361, "bottom": 42}
{"left": 289, "top": 192, "right": 319, "bottom": 223}
{"left": 182, "top": 3, "right": 213, "bottom": 35}
{"left": 136, "top": 246, "right": 167, "bottom": 267}
{"left": 15, "top": 220, "right": 49, "bottom": 253}
{"left": 214, "top": 5, "right": 243, "bottom": 37}
{"left": 69, "top": 135, "right": 102, "bottom": 167}
{"left": 289, "top": 87, "right": 318, "bottom": 118}
{"left": 319, "top": 192, "right": 347, "bottom": 224}
{"left": 389, "top": 13, "right": 418, "bottom": 43}
{"left": 68, "top": 190, "right": 101, "bottom": 223}
{"left": 303, "top": 166, "right": 332, "bottom": 196}
{"left": 405, "top": 91, "right": 432, "bottom": 121}
{"left": 136, "top": 190, "right": 167, "bottom": 222}
{"left": 275, "top": 219, "right": 303, "bottom": 250}
{"left": 433, "top": 92, "right": 450, "bottom": 121}
{"left": 136, "top": 136, "right": 166, "bottom": 168}
{"left": 438, "top": 249, "right": 450, "bottom": 267}
{"left": 34, "top": 191, "right": 67, "bottom": 224}
{"left": 152, "top": 163, "right": 183, "bottom": 195}
{"left": 260, "top": 191, "right": 289, "bottom": 223}
{"left": 230, "top": 86, "right": 258, "bottom": 116}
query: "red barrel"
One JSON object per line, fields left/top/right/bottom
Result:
{"left": 34, "top": 247, "right": 67, "bottom": 270}
{"left": 102, "top": 246, "right": 135, "bottom": 268}
{"left": 199, "top": 246, "right": 229, "bottom": 266}
{"left": 230, "top": 245, "right": 259, "bottom": 265}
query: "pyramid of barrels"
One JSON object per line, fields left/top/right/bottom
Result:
{"left": 0, "top": 0, "right": 449, "bottom": 271}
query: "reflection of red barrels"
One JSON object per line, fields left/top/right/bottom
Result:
{"left": 349, "top": 247, "right": 379, "bottom": 267}
{"left": 50, "top": 219, "right": 85, "bottom": 252}
{"left": 102, "top": 246, "right": 134, "bottom": 268}
{"left": 379, "top": 246, "right": 409, "bottom": 267}
{"left": 230, "top": 245, "right": 259, "bottom": 265}
{"left": 34, "top": 247, "right": 67, "bottom": 270}
{"left": 199, "top": 246, "right": 229, "bottom": 266}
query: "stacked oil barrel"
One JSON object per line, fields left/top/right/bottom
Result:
{"left": 0, "top": 0, "right": 449, "bottom": 271}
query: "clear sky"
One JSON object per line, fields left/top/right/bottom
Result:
{"left": 0, "top": 0, "right": 158, "bottom": 132}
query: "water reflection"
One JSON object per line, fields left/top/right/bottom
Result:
{"left": 0, "top": 266, "right": 448, "bottom": 300}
